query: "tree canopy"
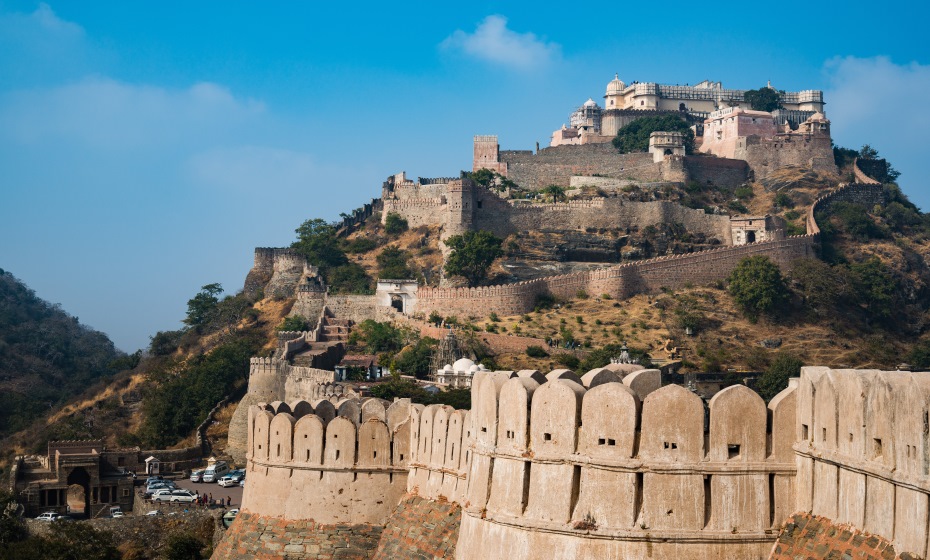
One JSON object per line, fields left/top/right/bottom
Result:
{"left": 444, "top": 230, "right": 504, "bottom": 286}
{"left": 727, "top": 256, "right": 790, "bottom": 322}
{"left": 743, "top": 87, "right": 782, "bottom": 112}
{"left": 291, "top": 218, "right": 372, "bottom": 294}
{"left": 612, "top": 114, "right": 695, "bottom": 154}
{"left": 377, "top": 246, "right": 413, "bottom": 279}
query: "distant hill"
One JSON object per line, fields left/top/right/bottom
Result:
{"left": 0, "top": 269, "right": 124, "bottom": 440}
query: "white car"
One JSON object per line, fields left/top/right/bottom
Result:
{"left": 190, "top": 470, "right": 204, "bottom": 483}
{"left": 36, "top": 512, "right": 62, "bottom": 521}
{"left": 169, "top": 490, "right": 196, "bottom": 503}
{"left": 150, "top": 489, "right": 176, "bottom": 502}
{"left": 218, "top": 474, "right": 243, "bottom": 487}
{"left": 112, "top": 511, "right": 125, "bottom": 518}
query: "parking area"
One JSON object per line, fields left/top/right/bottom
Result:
{"left": 172, "top": 477, "right": 243, "bottom": 509}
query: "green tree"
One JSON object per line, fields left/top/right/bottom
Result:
{"left": 184, "top": 283, "right": 223, "bottom": 327}
{"left": 349, "top": 320, "right": 403, "bottom": 353}
{"left": 743, "top": 87, "right": 782, "bottom": 112}
{"left": 161, "top": 533, "right": 206, "bottom": 560}
{"left": 383, "top": 212, "right": 409, "bottom": 235}
{"left": 391, "top": 337, "right": 438, "bottom": 379}
{"left": 858, "top": 144, "right": 901, "bottom": 182}
{"left": 277, "top": 315, "right": 310, "bottom": 332}
{"left": 540, "top": 185, "right": 566, "bottom": 202}
{"left": 292, "top": 218, "right": 348, "bottom": 274}
{"left": 908, "top": 340, "right": 930, "bottom": 370}
{"left": 327, "top": 262, "right": 373, "bottom": 294}
{"left": 727, "top": 256, "right": 790, "bottom": 322}
{"left": 788, "top": 258, "right": 848, "bottom": 317}
{"left": 377, "top": 246, "right": 413, "bottom": 279}
{"left": 444, "top": 230, "right": 504, "bottom": 286}
{"left": 848, "top": 257, "right": 897, "bottom": 322}
{"left": 755, "top": 352, "right": 802, "bottom": 401}
{"left": 612, "top": 114, "right": 695, "bottom": 154}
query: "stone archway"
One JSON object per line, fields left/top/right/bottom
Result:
{"left": 390, "top": 294, "right": 404, "bottom": 313}
{"left": 66, "top": 467, "right": 91, "bottom": 517}
{"left": 746, "top": 231, "right": 756, "bottom": 243}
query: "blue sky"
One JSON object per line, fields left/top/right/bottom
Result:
{"left": 1, "top": 1, "right": 928, "bottom": 352}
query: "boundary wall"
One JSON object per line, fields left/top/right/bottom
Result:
{"left": 243, "top": 398, "right": 412, "bottom": 525}
{"left": 795, "top": 367, "right": 930, "bottom": 558}
{"left": 446, "top": 370, "right": 797, "bottom": 560}
{"left": 416, "top": 179, "right": 886, "bottom": 320}
{"left": 415, "top": 235, "right": 816, "bottom": 318}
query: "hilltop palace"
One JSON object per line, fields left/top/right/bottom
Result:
{"left": 550, "top": 75, "right": 825, "bottom": 147}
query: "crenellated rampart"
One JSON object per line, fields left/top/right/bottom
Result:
{"left": 430, "top": 370, "right": 797, "bottom": 560}
{"left": 415, "top": 235, "right": 816, "bottom": 318}
{"left": 794, "top": 367, "right": 930, "bottom": 558}
{"left": 243, "top": 398, "right": 412, "bottom": 525}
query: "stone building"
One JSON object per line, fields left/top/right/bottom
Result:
{"left": 730, "top": 215, "right": 784, "bottom": 245}
{"left": 10, "top": 441, "right": 135, "bottom": 518}
{"left": 551, "top": 75, "right": 825, "bottom": 146}
{"left": 433, "top": 357, "right": 488, "bottom": 389}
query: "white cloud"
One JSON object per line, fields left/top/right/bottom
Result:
{"left": 187, "top": 146, "right": 317, "bottom": 193}
{"left": 441, "top": 15, "right": 560, "bottom": 70}
{"left": 824, "top": 56, "right": 929, "bottom": 206}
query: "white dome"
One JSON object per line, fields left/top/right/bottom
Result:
{"left": 443, "top": 364, "right": 453, "bottom": 372}
{"left": 606, "top": 74, "right": 625, "bottom": 95}
{"left": 468, "top": 364, "right": 480, "bottom": 373}
{"left": 453, "top": 358, "right": 475, "bottom": 372}
{"left": 583, "top": 97, "right": 597, "bottom": 107}
{"left": 477, "top": 364, "right": 488, "bottom": 371}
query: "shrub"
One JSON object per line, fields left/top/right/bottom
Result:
{"left": 612, "top": 114, "right": 695, "bottom": 154}
{"left": 554, "top": 353, "right": 580, "bottom": 368}
{"left": 755, "top": 353, "right": 803, "bottom": 401}
{"left": 277, "top": 315, "right": 310, "bottom": 332}
{"left": 727, "top": 256, "right": 790, "bottom": 322}
{"left": 384, "top": 212, "right": 409, "bottom": 235}
{"left": 773, "top": 192, "right": 794, "bottom": 208}
{"left": 444, "top": 230, "right": 504, "bottom": 286}
{"left": 734, "top": 186, "right": 754, "bottom": 200}
{"left": 343, "top": 237, "right": 379, "bottom": 253}
{"left": 526, "top": 345, "right": 548, "bottom": 358}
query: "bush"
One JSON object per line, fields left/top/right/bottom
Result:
{"left": 727, "top": 256, "right": 790, "bottom": 322}
{"left": 348, "top": 320, "right": 403, "bottom": 353}
{"left": 743, "top": 87, "right": 782, "bottom": 112}
{"left": 277, "top": 315, "right": 310, "bottom": 332}
{"left": 391, "top": 337, "right": 438, "bottom": 379}
{"left": 612, "top": 114, "right": 695, "bottom": 154}
{"left": 554, "top": 353, "right": 580, "bottom": 368}
{"left": 734, "top": 186, "right": 754, "bottom": 200}
{"left": 377, "top": 246, "right": 413, "bottom": 279}
{"left": 755, "top": 353, "right": 802, "bottom": 401}
{"left": 162, "top": 532, "right": 207, "bottom": 560}
{"left": 444, "top": 230, "right": 504, "bottom": 286}
{"left": 534, "top": 293, "right": 557, "bottom": 312}
{"left": 384, "top": 212, "right": 409, "bottom": 235}
{"left": 343, "top": 237, "right": 379, "bottom": 254}
{"left": 327, "top": 262, "right": 373, "bottom": 294}
{"left": 526, "top": 345, "right": 548, "bottom": 358}
{"left": 773, "top": 192, "right": 794, "bottom": 208}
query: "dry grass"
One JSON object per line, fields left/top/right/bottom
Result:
{"left": 476, "top": 286, "right": 909, "bottom": 373}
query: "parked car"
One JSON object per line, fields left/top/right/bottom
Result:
{"left": 145, "top": 510, "right": 161, "bottom": 516}
{"left": 144, "top": 482, "right": 176, "bottom": 497}
{"left": 111, "top": 511, "right": 125, "bottom": 518}
{"left": 218, "top": 474, "right": 243, "bottom": 488}
{"left": 150, "top": 490, "right": 177, "bottom": 502}
{"left": 239, "top": 478, "right": 245, "bottom": 488}
{"left": 144, "top": 476, "right": 164, "bottom": 486}
{"left": 169, "top": 490, "right": 197, "bottom": 503}
{"left": 202, "top": 461, "right": 230, "bottom": 483}
{"left": 190, "top": 470, "right": 204, "bottom": 483}
{"left": 36, "top": 512, "right": 63, "bottom": 522}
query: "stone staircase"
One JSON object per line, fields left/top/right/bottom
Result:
{"left": 289, "top": 310, "right": 352, "bottom": 369}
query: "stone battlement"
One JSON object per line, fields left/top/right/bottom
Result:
{"left": 796, "top": 367, "right": 930, "bottom": 557}
{"left": 436, "top": 370, "right": 796, "bottom": 559}
{"left": 244, "top": 398, "right": 412, "bottom": 524}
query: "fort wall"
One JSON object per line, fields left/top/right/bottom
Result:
{"left": 371, "top": 494, "right": 460, "bottom": 560}
{"left": 683, "top": 156, "right": 750, "bottom": 190}
{"left": 794, "top": 367, "right": 930, "bottom": 558}
{"left": 242, "top": 398, "right": 413, "bottom": 525}
{"left": 737, "top": 133, "right": 836, "bottom": 179}
{"left": 435, "top": 372, "right": 797, "bottom": 560}
{"left": 473, "top": 192, "right": 732, "bottom": 242}
{"left": 499, "top": 144, "right": 662, "bottom": 189}
{"left": 414, "top": 235, "right": 815, "bottom": 318}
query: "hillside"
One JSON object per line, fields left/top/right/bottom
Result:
{"left": 3, "top": 149, "right": 929, "bottom": 476}
{"left": 0, "top": 270, "right": 125, "bottom": 441}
